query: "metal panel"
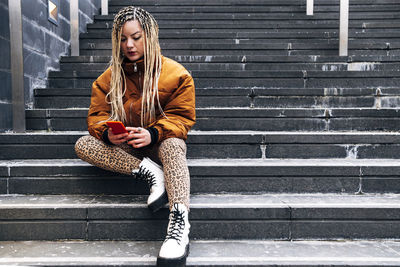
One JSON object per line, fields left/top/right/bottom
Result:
{"left": 339, "top": 0, "right": 349, "bottom": 56}
{"left": 70, "top": 0, "right": 79, "bottom": 56}
{"left": 9, "top": 0, "right": 25, "bottom": 132}
{"left": 101, "top": 0, "right": 108, "bottom": 16}
{"left": 307, "top": 0, "right": 314, "bottom": 16}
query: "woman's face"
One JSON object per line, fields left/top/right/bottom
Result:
{"left": 120, "top": 20, "right": 144, "bottom": 62}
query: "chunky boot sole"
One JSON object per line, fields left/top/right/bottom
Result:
{"left": 148, "top": 191, "right": 169, "bottom": 212}
{"left": 157, "top": 244, "right": 189, "bottom": 267}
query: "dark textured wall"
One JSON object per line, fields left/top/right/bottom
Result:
{"left": 21, "top": 0, "right": 101, "bottom": 109}
{"left": 1, "top": 0, "right": 101, "bottom": 131}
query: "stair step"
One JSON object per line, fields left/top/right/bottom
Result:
{"left": 77, "top": 49, "right": 400, "bottom": 58}
{"left": 1, "top": 239, "right": 400, "bottom": 266}
{"left": 33, "top": 87, "right": 400, "bottom": 96}
{"left": 1, "top": 193, "right": 400, "bottom": 240}
{"left": 108, "top": 0, "right": 400, "bottom": 6}
{"left": 48, "top": 70, "right": 400, "bottom": 79}
{"left": 57, "top": 64, "right": 400, "bottom": 74}
{"left": 59, "top": 62, "right": 400, "bottom": 72}
{"left": 162, "top": 50, "right": 400, "bottom": 57}
{"left": 32, "top": 87, "right": 400, "bottom": 109}
{"left": 94, "top": 12, "right": 400, "bottom": 21}
{"left": 80, "top": 39, "right": 400, "bottom": 47}
{"left": 84, "top": 22, "right": 400, "bottom": 32}
{"left": 78, "top": 42, "right": 398, "bottom": 51}
{"left": 59, "top": 54, "right": 400, "bottom": 63}
{"left": 47, "top": 73, "right": 400, "bottom": 89}
{"left": 85, "top": 25, "right": 399, "bottom": 35}
{"left": 25, "top": 108, "right": 400, "bottom": 131}
{"left": 59, "top": 61, "right": 400, "bottom": 69}
{"left": 106, "top": 5, "right": 400, "bottom": 14}
{"left": 87, "top": 18, "right": 399, "bottom": 26}
{"left": 86, "top": 22, "right": 400, "bottom": 29}
{"left": 26, "top": 107, "right": 400, "bottom": 119}
{"left": 1, "top": 158, "right": 400, "bottom": 194}
{"left": 1, "top": 131, "right": 400, "bottom": 160}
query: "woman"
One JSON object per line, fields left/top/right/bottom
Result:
{"left": 74, "top": 6, "right": 195, "bottom": 266}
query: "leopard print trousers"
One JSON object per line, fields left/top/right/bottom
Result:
{"left": 75, "top": 135, "right": 190, "bottom": 210}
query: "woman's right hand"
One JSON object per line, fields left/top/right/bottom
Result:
{"left": 107, "top": 129, "right": 129, "bottom": 145}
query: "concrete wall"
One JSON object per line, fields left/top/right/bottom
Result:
{"left": 0, "top": 0, "right": 101, "bottom": 132}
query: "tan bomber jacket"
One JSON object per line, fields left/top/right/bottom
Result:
{"left": 87, "top": 56, "right": 196, "bottom": 144}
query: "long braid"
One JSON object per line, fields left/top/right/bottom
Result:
{"left": 107, "top": 6, "right": 166, "bottom": 127}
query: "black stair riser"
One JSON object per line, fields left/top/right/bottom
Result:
{"left": 2, "top": 143, "right": 400, "bottom": 160}
{"left": 1, "top": 160, "right": 400, "bottom": 194}
{"left": 106, "top": 5, "right": 400, "bottom": 13}
{"left": 5, "top": 218, "right": 399, "bottom": 241}
{"left": 0, "top": 143, "right": 261, "bottom": 160}
{"left": 0, "top": 175, "right": 360, "bottom": 195}
{"left": 108, "top": 0, "right": 400, "bottom": 6}
{"left": 34, "top": 95, "right": 400, "bottom": 109}
{"left": 2, "top": 173, "right": 399, "bottom": 195}
{"left": 85, "top": 26, "right": 400, "bottom": 35}
{"left": 48, "top": 77, "right": 400, "bottom": 89}
{"left": 1, "top": 201, "right": 400, "bottom": 240}
{"left": 25, "top": 117, "right": 400, "bottom": 132}
{"left": 81, "top": 29, "right": 400, "bottom": 40}
{"left": 59, "top": 62, "right": 400, "bottom": 72}
{"left": 34, "top": 96, "right": 251, "bottom": 109}
{"left": 4, "top": 132, "right": 400, "bottom": 144}
{"left": 78, "top": 42, "right": 397, "bottom": 51}
{"left": 2, "top": 219, "right": 399, "bottom": 241}
{"left": 25, "top": 108, "right": 400, "bottom": 118}
{"left": 59, "top": 55, "right": 400, "bottom": 64}
{"left": 79, "top": 49, "right": 400, "bottom": 57}
{"left": 48, "top": 70, "right": 400, "bottom": 79}
{"left": 86, "top": 22, "right": 373, "bottom": 30}
{"left": 79, "top": 40, "right": 400, "bottom": 50}
{"left": 33, "top": 88, "right": 400, "bottom": 97}
{"left": 4, "top": 161, "right": 400, "bottom": 177}
{"left": 85, "top": 26, "right": 400, "bottom": 32}
{"left": 94, "top": 13, "right": 400, "bottom": 21}
{"left": 194, "top": 117, "right": 400, "bottom": 131}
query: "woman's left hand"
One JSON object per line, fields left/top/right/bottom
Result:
{"left": 126, "top": 127, "right": 151, "bottom": 148}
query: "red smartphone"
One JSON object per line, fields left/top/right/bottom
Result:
{"left": 106, "top": 121, "right": 128, "bottom": 134}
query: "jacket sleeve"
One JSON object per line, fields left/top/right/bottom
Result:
{"left": 151, "top": 73, "right": 196, "bottom": 142}
{"left": 87, "top": 72, "right": 112, "bottom": 141}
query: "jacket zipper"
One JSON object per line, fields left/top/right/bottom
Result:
{"left": 129, "top": 63, "right": 142, "bottom": 126}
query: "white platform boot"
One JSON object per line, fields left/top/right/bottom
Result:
{"left": 133, "top": 157, "right": 168, "bottom": 212}
{"left": 157, "top": 203, "right": 190, "bottom": 267}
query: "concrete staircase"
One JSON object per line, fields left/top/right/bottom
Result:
{"left": 1, "top": 0, "right": 400, "bottom": 265}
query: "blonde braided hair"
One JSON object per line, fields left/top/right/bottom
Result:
{"left": 107, "top": 6, "right": 164, "bottom": 127}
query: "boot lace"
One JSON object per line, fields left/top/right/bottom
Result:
{"left": 135, "top": 166, "right": 156, "bottom": 187}
{"left": 165, "top": 203, "right": 185, "bottom": 245}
